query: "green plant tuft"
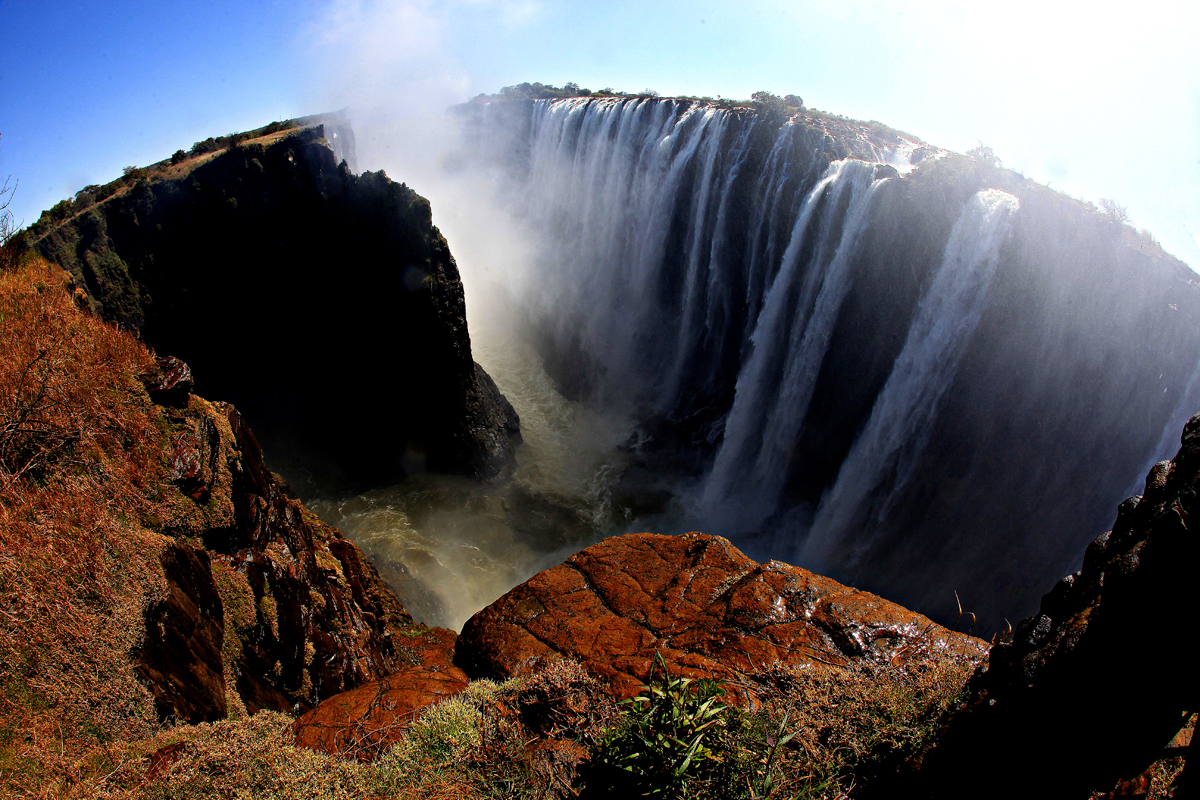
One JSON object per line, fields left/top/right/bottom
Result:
{"left": 591, "top": 652, "right": 731, "bottom": 798}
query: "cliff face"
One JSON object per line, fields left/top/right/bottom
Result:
{"left": 137, "top": 376, "right": 426, "bottom": 720}
{"left": 34, "top": 124, "right": 518, "bottom": 494}
{"left": 890, "top": 413, "right": 1200, "bottom": 798}
{"left": 457, "top": 95, "right": 1200, "bottom": 632}
{"left": 0, "top": 259, "right": 437, "bottom": 785}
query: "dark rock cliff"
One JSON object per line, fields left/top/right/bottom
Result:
{"left": 135, "top": 356, "right": 445, "bottom": 721}
{"left": 883, "top": 413, "right": 1200, "bottom": 798}
{"left": 35, "top": 124, "right": 518, "bottom": 494}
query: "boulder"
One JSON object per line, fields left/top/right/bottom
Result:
{"left": 455, "top": 532, "right": 986, "bottom": 704}
{"left": 292, "top": 627, "right": 467, "bottom": 760}
{"left": 892, "top": 413, "right": 1200, "bottom": 799}
{"left": 142, "top": 355, "right": 194, "bottom": 406}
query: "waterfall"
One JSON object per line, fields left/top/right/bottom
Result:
{"left": 800, "top": 188, "right": 1020, "bottom": 575}
{"left": 701, "top": 159, "right": 887, "bottom": 531}
{"left": 1126, "top": 355, "right": 1200, "bottom": 496}
{"left": 521, "top": 97, "right": 728, "bottom": 401}
{"left": 457, "top": 95, "right": 1200, "bottom": 630}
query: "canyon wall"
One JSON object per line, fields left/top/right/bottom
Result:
{"left": 457, "top": 95, "right": 1200, "bottom": 631}
{"left": 35, "top": 123, "right": 518, "bottom": 495}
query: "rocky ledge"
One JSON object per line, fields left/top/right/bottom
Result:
{"left": 455, "top": 532, "right": 986, "bottom": 704}
{"left": 134, "top": 356, "right": 448, "bottom": 722}
{"left": 293, "top": 531, "right": 987, "bottom": 757}
{"left": 889, "top": 413, "right": 1200, "bottom": 798}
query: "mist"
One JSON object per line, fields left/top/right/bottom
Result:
{"left": 286, "top": 6, "right": 642, "bottom": 630}
{"left": 289, "top": 2, "right": 1200, "bottom": 635}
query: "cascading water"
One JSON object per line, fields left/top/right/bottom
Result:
{"left": 701, "top": 158, "right": 887, "bottom": 533}
{"left": 1125, "top": 355, "right": 1200, "bottom": 498}
{"left": 799, "top": 188, "right": 1020, "bottom": 576}
{"left": 452, "top": 93, "right": 1200, "bottom": 632}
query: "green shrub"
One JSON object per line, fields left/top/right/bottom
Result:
{"left": 587, "top": 641, "right": 978, "bottom": 800}
{"left": 967, "top": 144, "right": 1001, "bottom": 169}
{"left": 590, "top": 653, "right": 731, "bottom": 798}
{"left": 190, "top": 137, "right": 220, "bottom": 156}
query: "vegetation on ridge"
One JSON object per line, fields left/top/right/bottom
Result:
{"left": 24, "top": 119, "right": 300, "bottom": 241}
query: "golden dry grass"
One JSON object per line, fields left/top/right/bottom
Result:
{"left": 0, "top": 259, "right": 172, "bottom": 797}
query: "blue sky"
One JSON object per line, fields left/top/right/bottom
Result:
{"left": 3, "top": 0, "right": 1198, "bottom": 269}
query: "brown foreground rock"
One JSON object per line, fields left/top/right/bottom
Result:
{"left": 886, "top": 413, "right": 1200, "bottom": 799}
{"left": 454, "top": 532, "right": 986, "bottom": 704}
{"left": 292, "top": 628, "right": 467, "bottom": 759}
{"left": 290, "top": 531, "right": 984, "bottom": 760}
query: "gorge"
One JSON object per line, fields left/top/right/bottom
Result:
{"left": 33, "top": 97, "right": 1200, "bottom": 636}
{"left": 440, "top": 92, "right": 1200, "bottom": 634}
{"left": 9, "top": 90, "right": 1198, "bottom": 796}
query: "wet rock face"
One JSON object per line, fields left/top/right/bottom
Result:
{"left": 209, "top": 402, "right": 420, "bottom": 714}
{"left": 134, "top": 543, "right": 226, "bottom": 723}
{"left": 166, "top": 415, "right": 220, "bottom": 502}
{"left": 899, "top": 413, "right": 1200, "bottom": 799}
{"left": 455, "top": 532, "right": 986, "bottom": 704}
{"left": 35, "top": 125, "right": 519, "bottom": 493}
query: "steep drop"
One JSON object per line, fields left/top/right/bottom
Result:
{"left": 455, "top": 94, "right": 1200, "bottom": 631}
{"left": 34, "top": 123, "right": 519, "bottom": 495}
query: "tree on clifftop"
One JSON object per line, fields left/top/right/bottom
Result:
{"left": 0, "top": 135, "right": 24, "bottom": 269}
{"left": 0, "top": 176, "right": 15, "bottom": 248}
{"left": 1099, "top": 198, "right": 1131, "bottom": 225}
{"left": 967, "top": 144, "right": 1001, "bottom": 168}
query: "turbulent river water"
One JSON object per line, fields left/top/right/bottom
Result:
{"left": 308, "top": 311, "right": 639, "bottom": 631}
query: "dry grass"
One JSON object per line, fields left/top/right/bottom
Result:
{"left": 744, "top": 654, "right": 979, "bottom": 798}
{"left": 69, "top": 683, "right": 526, "bottom": 799}
{"left": 112, "top": 663, "right": 615, "bottom": 800}
{"left": 0, "top": 259, "right": 171, "bottom": 797}
{"left": 54, "top": 647, "right": 978, "bottom": 800}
